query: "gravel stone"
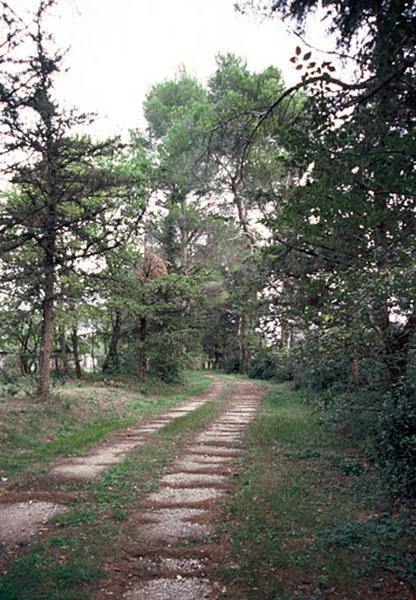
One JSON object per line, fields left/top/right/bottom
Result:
{"left": 145, "top": 486, "right": 227, "bottom": 507}
{"left": 160, "top": 472, "right": 227, "bottom": 486}
{"left": 0, "top": 501, "right": 67, "bottom": 546}
{"left": 123, "top": 577, "right": 211, "bottom": 599}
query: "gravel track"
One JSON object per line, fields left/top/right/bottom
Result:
{"left": 0, "top": 378, "right": 225, "bottom": 553}
{"left": 95, "top": 379, "right": 262, "bottom": 600}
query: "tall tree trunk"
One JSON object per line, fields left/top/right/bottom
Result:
{"left": 91, "top": 334, "right": 96, "bottom": 373}
{"left": 37, "top": 264, "right": 54, "bottom": 398}
{"left": 238, "top": 315, "right": 249, "bottom": 375}
{"left": 19, "top": 348, "right": 30, "bottom": 375}
{"left": 281, "top": 321, "right": 294, "bottom": 349}
{"left": 231, "top": 178, "right": 257, "bottom": 248}
{"left": 19, "top": 316, "right": 34, "bottom": 374}
{"left": 102, "top": 309, "right": 122, "bottom": 374}
{"left": 179, "top": 225, "right": 189, "bottom": 273}
{"left": 71, "top": 326, "right": 82, "bottom": 379}
{"left": 231, "top": 179, "right": 255, "bottom": 376}
{"left": 179, "top": 196, "right": 189, "bottom": 273}
{"left": 58, "top": 295, "right": 69, "bottom": 374}
{"left": 138, "top": 317, "right": 146, "bottom": 382}
{"left": 60, "top": 326, "right": 69, "bottom": 374}
{"left": 19, "top": 356, "right": 26, "bottom": 376}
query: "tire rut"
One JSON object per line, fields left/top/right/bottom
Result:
{"left": 95, "top": 379, "right": 262, "bottom": 600}
{"left": 0, "top": 378, "right": 224, "bottom": 554}
{"left": 49, "top": 378, "right": 225, "bottom": 480}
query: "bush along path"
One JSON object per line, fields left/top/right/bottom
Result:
{"left": 92, "top": 379, "right": 262, "bottom": 599}
{"left": 0, "top": 378, "right": 224, "bottom": 558}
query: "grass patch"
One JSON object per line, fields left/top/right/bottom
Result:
{"left": 221, "top": 382, "right": 416, "bottom": 599}
{"left": 0, "top": 543, "right": 102, "bottom": 600}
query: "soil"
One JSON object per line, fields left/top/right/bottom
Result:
{"left": 0, "top": 501, "right": 67, "bottom": 547}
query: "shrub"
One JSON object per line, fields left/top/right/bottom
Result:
{"left": 290, "top": 330, "right": 351, "bottom": 392}
{"left": 221, "top": 354, "right": 240, "bottom": 374}
{"left": 247, "top": 347, "right": 291, "bottom": 381}
{"left": 0, "top": 370, "right": 20, "bottom": 399}
{"left": 148, "top": 352, "right": 182, "bottom": 383}
{"left": 376, "top": 381, "right": 416, "bottom": 497}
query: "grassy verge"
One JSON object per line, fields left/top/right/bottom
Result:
{"left": 0, "top": 371, "right": 211, "bottom": 480}
{"left": 221, "top": 382, "right": 415, "bottom": 600}
{"left": 0, "top": 377, "right": 230, "bottom": 600}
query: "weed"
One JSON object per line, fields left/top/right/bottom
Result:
{"left": 339, "top": 457, "right": 364, "bottom": 476}
{"left": 52, "top": 508, "right": 98, "bottom": 527}
{"left": 0, "top": 543, "right": 100, "bottom": 600}
{"left": 110, "top": 507, "right": 128, "bottom": 521}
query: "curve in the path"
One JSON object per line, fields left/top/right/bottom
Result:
{"left": 96, "top": 379, "right": 262, "bottom": 600}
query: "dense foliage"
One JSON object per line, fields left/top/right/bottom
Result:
{"left": 234, "top": 0, "right": 416, "bottom": 496}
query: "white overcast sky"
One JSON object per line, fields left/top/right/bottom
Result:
{"left": 21, "top": 0, "right": 333, "bottom": 138}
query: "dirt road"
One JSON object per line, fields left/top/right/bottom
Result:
{"left": 94, "top": 379, "right": 262, "bottom": 599}
{"left": 0, "top": 378, "right": 225, "bottom": 552}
